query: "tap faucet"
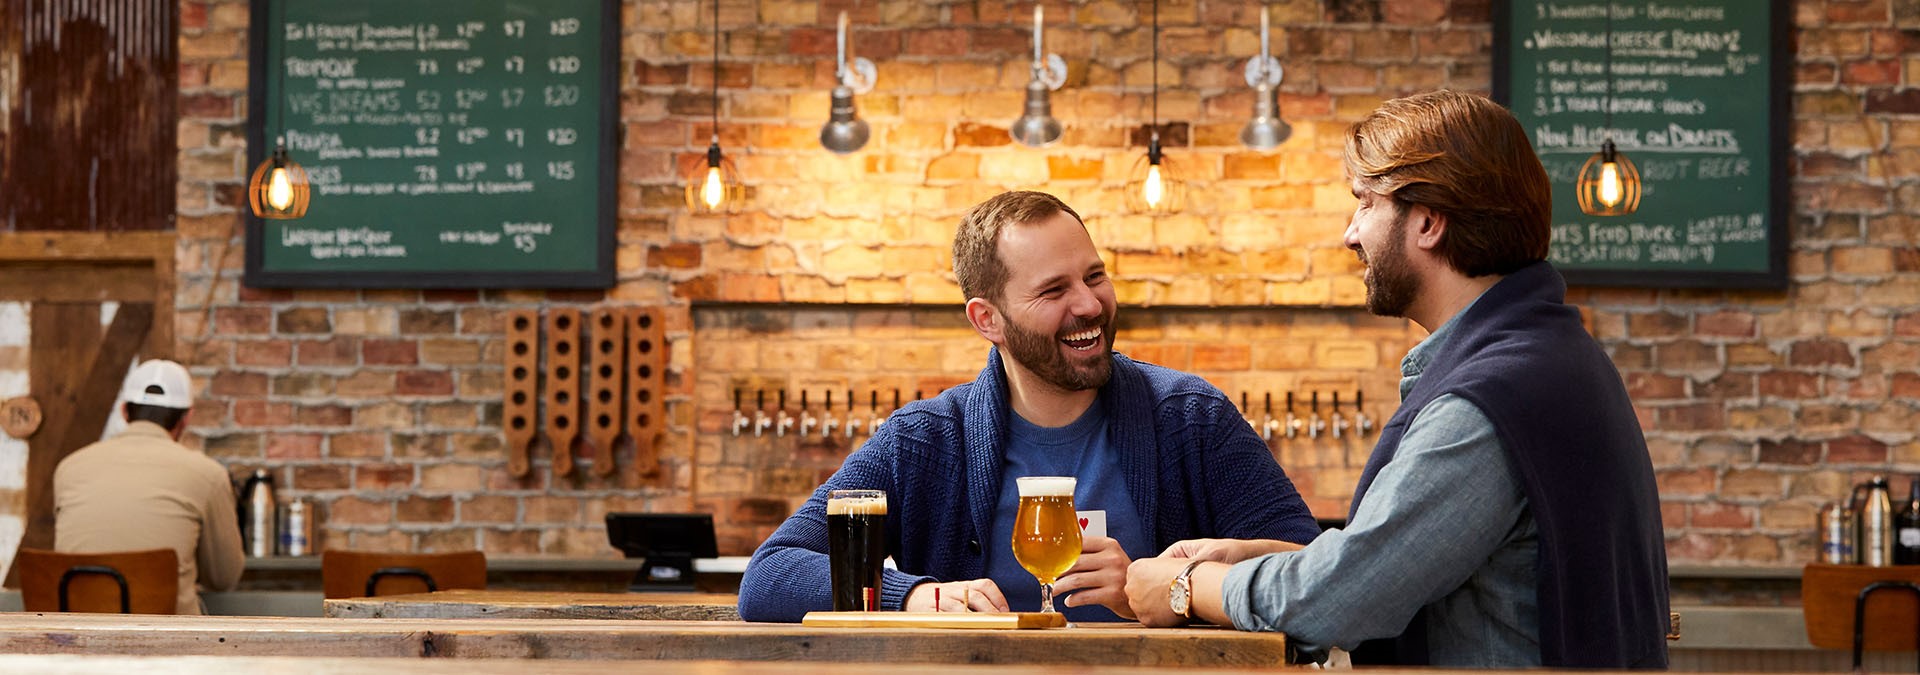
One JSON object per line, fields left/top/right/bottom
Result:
{"left": 1261, "top": 392, "right": 1281, "bottom": 441}
{"left": 1331, "top": 391, "right": 1350, "bottom": 440}
{"left": 843, "top": 389, "right": 862, "bottom": 438}
{"left": 867, "top": 390, "right": 887, "bottom": 434}
{"left": 1308, "top": 391, "right": 1327, "bottom": 440}
{"left": 731, "top": 389, "right": 751, "bottom": 437}
{"left": 1240, "top": 392, "right": 1261, "bottom": 434}
{"left": 820, "top": 390, "right": 839, "bottom": 438}
{"left": 753, "top": 389, "right": 773, "bottom": 437}
{"left": 1354, "top": 390, "right": 1376, "bottom": 436}
{"left": 800, "top": 390, "right": 820, "bottom": 437}
{"left": 1285, "top": 392, "right": 1302, "bottom": 440}
{"left": 776, "top": 390, "right": 796, "bottom": 437}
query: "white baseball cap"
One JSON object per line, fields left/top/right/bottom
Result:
{"left": 121, "top": 359, "right": 194, "bottom": 409}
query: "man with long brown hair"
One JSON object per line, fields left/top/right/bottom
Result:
{"left": 1125, "top": 90, "right": 1668, "bottom": 668}
{"left": 741, "top": 190, "right": 1321, "bottom": 622}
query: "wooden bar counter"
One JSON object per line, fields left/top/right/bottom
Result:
{"left": 323, "top": 590, "right": 741, "bottom": 621}
{"left": 0, "top": 614, "right": 1289, "bottom": 667}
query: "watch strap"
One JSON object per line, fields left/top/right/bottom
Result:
{"left": 1173, "top": 559, "right": 1206, "bottom": 618}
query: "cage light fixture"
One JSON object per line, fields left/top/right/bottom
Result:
{"left": 1575, "top": 3, "right": 1641, "bottom": 216}
{"left": 685, "top": 0, "right": 743, "bottom": 213}
{"left": 1125, "top": 0, "right": 1185, "bottom": 214}
{"left": 248, "top": 0, "right": 310, "bottom": 219}
{"left": 819, "top": 11, "right": 877, "bottom": 154}
{"left": 1009, "top": 5, "right": 1068, "bottom": 147}
{"left": 1239, "top": 4, "right": 1291, "bottom": 150}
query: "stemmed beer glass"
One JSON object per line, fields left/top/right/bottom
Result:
{"left": 1011, "top": 476, "right": 1080, "bottom": 613}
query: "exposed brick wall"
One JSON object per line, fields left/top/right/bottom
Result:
{"left": 147, "top": 0, "right": 1920, "bottom": 566}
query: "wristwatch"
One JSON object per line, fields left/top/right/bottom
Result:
{"left": 1169, "top": 560, "right": 1206, "bottom": 619}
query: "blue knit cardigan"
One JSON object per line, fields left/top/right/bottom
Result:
{"left": 738, "top": 348, "right": 1322, "bottom": 622}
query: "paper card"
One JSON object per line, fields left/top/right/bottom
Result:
{"left": 1077, "top": 510, "right": 1106, "bottom": 539}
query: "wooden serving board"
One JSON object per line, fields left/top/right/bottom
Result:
{"left": 801, "top": 611, "right": 1066, "bottom": 630}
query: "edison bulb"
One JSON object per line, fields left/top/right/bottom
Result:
{"left": 1142, "top": 164, "right": 1166, "bottom": 208}
{"left": 267, "top": 166, "right": 295, "bottom": 211}
{"left": 700, "top": 166, "right": 726, "bottom": 208}
{"left": 1597, "top": 161, "right": 1622, "bottom": 207}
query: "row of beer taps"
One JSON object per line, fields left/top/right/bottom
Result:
{"left": 729, "top": 389, "right": 913, "bottom": 439}
{"left": 1239, "top": 391, "right": 1375, "bottom": 441}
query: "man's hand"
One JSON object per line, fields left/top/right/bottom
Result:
{"left": 1159, "top": 538, "right": 1301, "bottom": 563}
{"left": 904, "top": 578, "right": 1010, "bottom": 612}
{"left": 1052, "top": 535, "right": 1133, "bottom": 618}
{"left": 1125, "top": 555, "right": 1196, "bottom": 627}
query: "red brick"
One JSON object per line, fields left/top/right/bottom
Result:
{"left": 1696, "top": 311, "right": 1757, "bottom": 338}
{"left": 1759, "top": 372, "right": 1823, "bottom": 398}
{"left": 1657, "top": 403, "right": 1725, "bottom": 431}
{"left": 1658, "top": 468, "right": 1718, "bottom": 497}
{"left": 297, "top": 405, "right": 352, "bottom": 427}
{"left": 215, "top": 307, "right": 272, "bottom": 334}
{"left": 266, "top": 433, "right": 323, "bottom": 460}
{"left": 1830, "top": 0, "right": 1892, "bottom": 23}
{"left": 1191, "top": 344, "right": 1252, "bottom": 371}
{"left": 397, "top": 496, "right": 455, "bottom": 523}
{"left": 297, "top": 338, "right": 357, "bottom": 366}
{"left": 1625, "top": 373, "right": 1686, "bottom": 400}
{"left": 363, "top": 339, "right": 419, "bottom": 365}
{"left": 209, "top": 372, "right": 268, "bottom": 397}
{"left": 1830, "top": 434, "right": 1891, "bottom": 463}
{"left": 1895, "top": 373, "right": 1920, "bottom": 398}
{"left": 954, "top": 122, "right": 1011, "bottom": 147}
{"left": 1868, "top": 88, "right": 1920, "bottom": 114}
{"left": 1897, "top": 313, "right": 1920, "bottom": 336}
{"left": 1759, "top": 439, "right": 1822, "bottom": 464}
{"left": 902, "top": 29, "right": 967, "bottom": 56}
{"left": 235, "top": 340, "right": 292, "bottom": 366}
{"left": 1845, "top": 59, "right": 1904, "bottom": 85}
{"left": 181, "top": 93, "right": 236, "bottom": 118}
{"left": 327, "top": 497, "right": 392, "bottom": 526}
{"left": 390, "top": 370, "right": 451, "bottom": 397}
{"left": 355, "top": 464, "right": 415, "bottom": 490}
{"left": 329, "top": 432, "right": 386, "bottom": 459}
{"left": 1654, "top": 341, "right": 1721, "bottom": 371}
{"left": 1698, "top": 373, "right": 1755, "bottom": 399}
{"left": 1690, "top": 502, "right": 1754, "bottom": 529}
{"left": 401, "top": 310, "right": 457, "bottom": 334}
{"left": 650, "top": 242, "right": 703, "bottom": 269}
{"left": 277, "top": 307, "right": 331, "bottom": 334}
{"left": 294, "top": 465, "right": 351, "bottom": 491}
{"left": 233, "top": 400, "right": 293, "bottom": 427}
{"left": 1790, "top": 339, "right": 1857, "bottom": 368}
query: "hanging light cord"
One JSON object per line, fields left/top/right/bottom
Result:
{"left": 1603, "top": 5, "right": 1612, "bottom": 137}
{"left": 1151, "top": 0, "right": 1160, "bottom": 136}
{"left": 710, "top": 0, "right": 719, "bottom": 144}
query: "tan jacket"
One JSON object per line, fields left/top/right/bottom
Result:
{"left": 53, "top": 421, "right": 245, "bottom": 614}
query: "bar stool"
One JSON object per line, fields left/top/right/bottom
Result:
{"left": 15, "top": 547, "right": 178, "bottom": 614}
{"left": 321, "top": 549, "right": 487, "bottom": 598}
{"left": 1803, "top": 563, "right": 1920, "bottom": 672}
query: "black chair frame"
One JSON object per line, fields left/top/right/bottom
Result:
{"left": 58, "top": 565, "right": 131, "bottom": 614}
{"left": 365, "top": 566, "right": 437, "bottom": 597}
{"left": 1851, "top": 580, "right": 1920, "bottom": 673}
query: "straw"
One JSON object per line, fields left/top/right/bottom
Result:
{"left": 934, "top": 587, "right": 941, "bottom": 612}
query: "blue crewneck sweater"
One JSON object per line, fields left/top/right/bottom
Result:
{"left": 1349, "top": 262, "right": 1669, "bottom": 668}
{"left": 739, "top": 348, "right": 1322, "bottom": 622}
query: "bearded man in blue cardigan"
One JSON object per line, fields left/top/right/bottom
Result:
{"left": 739, "top": 190, "right": 1322, "bottom": 623}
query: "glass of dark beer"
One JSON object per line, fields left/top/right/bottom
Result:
{"left": 827, "top": 489, "right": 887, "bottom": 611}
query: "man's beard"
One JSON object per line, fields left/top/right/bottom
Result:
{"left": 1361, "top": 211, "right": 1420, "bottom": 318}
{"left": 1002, "top": 313, "right": 1113, "bottom": 392}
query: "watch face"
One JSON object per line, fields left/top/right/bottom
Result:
{"left": 1170, "top": 578, "right": 1191, "bottom": 615}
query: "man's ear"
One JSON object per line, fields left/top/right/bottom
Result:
{"left": 1412, "top": 205, "right": 1448, "bottom": 252}
{"left": 965, "top": 297, "right": 1004, "bottom": 345}
{"left": 172, "top": 408, "right": 194, "bottom": 441}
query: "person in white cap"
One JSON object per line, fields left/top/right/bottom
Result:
{"left": 53, "top": 359, "right": 244, "bottom": 614}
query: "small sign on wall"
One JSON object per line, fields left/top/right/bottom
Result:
{"left": 0, "top": 396, "right": 41, "bottom": 439}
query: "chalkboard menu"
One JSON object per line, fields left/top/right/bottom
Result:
{"left": 245, "top": 0, "right": 616, "bottom": 288}
{"left": 1494, "top": 0, "right": 1789, "bottom": 288}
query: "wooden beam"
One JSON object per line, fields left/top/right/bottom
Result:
{"left": 7, "top": 302, "right": 153, "bottom": 587}
{"left": 0, "top": 263, "right": 156, "bottom": 302}
{"left": 0, "top": 231, "right": 175, "bottom": 262}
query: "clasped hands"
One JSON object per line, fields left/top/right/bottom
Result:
{"left": 906, "top": 537, "right": 1300, "bottom": 622}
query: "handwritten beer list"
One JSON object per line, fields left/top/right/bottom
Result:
{"left": 1514, "top": 2, "right": 1772, "bottom": 272}
{"left": 268, "top": 11, "right": 599, "bottom": 271}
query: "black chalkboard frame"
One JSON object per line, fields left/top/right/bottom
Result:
{"left": 1492, "top": 0, "right": 1792, "bottom": 289}
{"left": 242, "top": 0, "right": 619, "bottom": 289}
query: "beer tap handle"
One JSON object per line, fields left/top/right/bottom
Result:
{"left": 1331, "top": 391, "right": 1349, "bottom": 440}
{"left": 1355, "top": 389, "right": 1375, "bottom": 435}
{"left": 1261, "top": 392, "right": 1278, "bottom": 441}
{"left": 1240, "top": 392, "right": 1260, "bottom": 433}
{"left": 800, "top": 390, "right": 818, "bottom": 436}
{"left": 776, "top": 390, "right": 795, "bottom": 437}
{"left": 845, "top": 389, "right": 862, "bottom": 438}
{"left": 1285, "top": 392, "right": 1301, "bottom": 440}
{"left": 1309, "top": 392, "right": 1326, "bottom": 440}
{"left": 820, "top": 390, "right": 838, "bottom": 438}
{"left": 754, "top": 389, "right": 772, "bottom": 437}
{"left": 731, "top": 388, "right": 750, "bottom": 437}
{"left": 870, "top": 390, "right": 885, "bottom": 433}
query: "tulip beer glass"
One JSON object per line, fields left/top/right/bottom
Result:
{"left": 1012, "top": 476, "right": 1080, "bottom": 613}
{"left": 827, "top": 489, "right": 887, "bottom": 611}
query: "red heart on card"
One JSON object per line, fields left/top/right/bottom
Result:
{"left": 1079, "top": 517, "right": 1089, "bottom": 529}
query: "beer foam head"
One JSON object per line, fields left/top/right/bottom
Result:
{"left": 1016, "top": 476, "right": 1075, "bottom": 497}
{"left": 827, "top": 494, "right": 888, "bottom": 515}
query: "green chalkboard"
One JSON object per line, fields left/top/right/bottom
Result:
{"left": 1495, "top": 0, "right": 1790, "bottom": 288}
{"left": 245, "top": 0, "right": 615, "bottom": 288}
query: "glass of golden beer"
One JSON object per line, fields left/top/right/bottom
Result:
{"left": 827, "top": 489, "right": 887, "bottom": 611}
{"left": 1012, "top": 476, "right": 1080, "bottom": 613}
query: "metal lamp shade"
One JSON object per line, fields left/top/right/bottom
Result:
{"left": 1010, "top": 80, "right": 1064, "bottom": 147}
{"left": 1240, "top": 84, "right": 1291, "bottom": 150}
{"left": 1576, "top": 139, "right": 1641, "bottom": 216}
{"left": 819, "top": 86, "right": 870, "bottom": 154}
{"left": 248, "top": 142, "right": 311, "bottom": 219}
{"left": 684, "top": 143, "right": 744, "bottom": 214}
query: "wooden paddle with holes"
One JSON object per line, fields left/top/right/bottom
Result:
{"left": 586, "top": 307, "right": 625, "bottom": 477}
{"left": 626, "top": 307, "right": 667, "bottom": 477}
{"left": 544, "top": 308, "right": 581, "bottom": 477}
{"left": 504, "top": 309, "right": 540, "bottom": 478}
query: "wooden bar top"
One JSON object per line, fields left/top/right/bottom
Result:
{"left": 0, "top": 613, "right": 1289, "bottom": 667}
{"left": 323, "top": 589, "right": 741, "bottom": 621}
{"left": 0, "top": 654, "right": 1336, "bottom": 674}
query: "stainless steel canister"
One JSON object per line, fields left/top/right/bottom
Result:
{"left": 1859, "top": 475, "right": 1896, "bottom": 567}
{"left": 279, "top": 498, "right": 311, "bottom": 557}
{"left": 1820, "top": 500, "right": 1855, "bottom": 564}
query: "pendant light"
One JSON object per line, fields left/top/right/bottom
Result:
{"left": 1575, "top": 3, "right": 1640, "bottom": 216}
{"left": 1239, "top": 5, "right": 1290, "bottom": 150}
{"left": 684, "top": 0, "right": 742, "bottom": 213}
{"left": 819, "top": 11, "right": 877, "bottom": 154}
{"left": 1009, "top": 5, "right": 1067, "bottom": 147}
{"left": 1125, "top": 0, "right": 1185, "bottom": 214}
{"left": 248, "top": 0, "right": 309, "bottom": 219}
